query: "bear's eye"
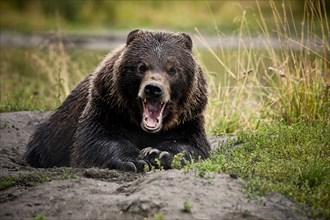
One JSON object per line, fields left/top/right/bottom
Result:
{"left": 168, "top": 67, "right": 176, "bottom": 75}
{"left": 138, "top": 63, "right": 148, "bottom": 72}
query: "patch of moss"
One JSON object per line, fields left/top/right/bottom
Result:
{"left": 0, "top": 173, "right": 50, "bottom": 191}
{"left": 0, "top": 176, "right": 17, "bottom": 191}
{"left": 56, "top": 167, "right": 77, "bottom": 180}
{"left": 182, "top": 201, "right": 192, "bottom": 213}
{"left": 153, "top": 212, "right": 164, "bottom": 220}
{"left": 32, "top": 214, "right": 48, "bottom": 220}
{"left": 0, "top": 168, "right": 77, "bottom": 191}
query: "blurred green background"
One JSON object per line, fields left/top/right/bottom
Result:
{"left": 1, "top": 0, "right": 328, "bottom": 34}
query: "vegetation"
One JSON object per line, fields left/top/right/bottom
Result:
{"left": 201, "top": 0, "right": 329, "bottom": 134}
{"left": 0, "top": 172, "right": 50, "bottom": 191}
{"left": 182, "top": 201, "right": 192, "bottom": 213}
{"left": 32, "top": 214, "right": 48, "bottom": 220}
{"left": 190, "top": 1, "right": 329, "bottom": 217}
{"left": 0, "top": 174, "right": 49, "bottom": 190}
{"left": 183, "top": 121, "right": 330, "bottom": 218}
{"left": 153, "top": 211, "right": 164, "bottom": 220}
{"left": 0, "top": 0, "right": 320, "bottom": 34}
{"left": 0, "top": 47, "right": 106, "bottom": 112}
{"left": 0, "top": 168, "right": 76, "bottom": 191}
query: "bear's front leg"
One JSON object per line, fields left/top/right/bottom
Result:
{"left": 72, "top": 138, "right": 151, "bottom": 172}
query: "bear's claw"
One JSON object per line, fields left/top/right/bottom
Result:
{"left": 120, "top": 159, "right": 151, "bottom": 173}
{"left": 139, "top": 147, "right": 161, "bottom": 158}
{"left": 159, "top": 151, "right": 170, "bottom": 159}
{"left": 139, "top": 147, "right": 173, "bottom": 169}
{"left": 138, "top": 159, "right": 152, "bottom": 172}
{"left": 121, "top": 161, "right": 137, "bottom": 172}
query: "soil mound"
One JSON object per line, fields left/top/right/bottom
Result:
{"left": 0, "top": 111, "right": 306, "bottom": 219}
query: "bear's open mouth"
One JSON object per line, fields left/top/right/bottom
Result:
{"left": 141, "top": 98, "right": 166, "bottom": 132}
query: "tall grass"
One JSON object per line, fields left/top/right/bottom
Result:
{"left": 0, "top": 42, "right": 81, "bottom": 111}
{"left": 199, "top": 0, "right": 329, "bottom": 134}
{"left": 32, "top": 32, "right": 77, "bottom": 100}
{"left": 0, "top": 45, "right": 105, "bottom": 112}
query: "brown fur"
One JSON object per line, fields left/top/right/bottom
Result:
{"left": 25, "top": 29, "right": 210, "bottom": 171}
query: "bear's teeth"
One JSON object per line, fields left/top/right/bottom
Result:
{"left": 141, "top": 98, "right": 166, "bottom": 132}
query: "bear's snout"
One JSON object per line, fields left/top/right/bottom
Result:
{"left": 138, "top": 71, "right": 170, "bottom": 102}
{"left": 144, "top": 83, "right": 163, "bottom": 99}
{"left": 138, "top": 77, "right": 169, "bottom": 133}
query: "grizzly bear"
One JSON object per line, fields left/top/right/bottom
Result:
{"left": 24, "top": 29, "right": 210, "bottom": 172}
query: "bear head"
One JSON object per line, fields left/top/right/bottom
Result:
{"left": 92, "top": 29, "right": 208, "bottom": 133}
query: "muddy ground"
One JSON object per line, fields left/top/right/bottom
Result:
{"left": 0, "top": 111, "right": 307, "bottom": 219}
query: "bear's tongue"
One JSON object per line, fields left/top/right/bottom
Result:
{"left": 142, "top": 100, "right": 164, "bottom": 131}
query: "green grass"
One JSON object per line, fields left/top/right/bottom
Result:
{"left": 0, "top": 168, "right": 76, "bottom": 191}
{"left": 183, "top": 121, "right": 330, "bottom": 218}
{"left": 199, "top": 0, "right": 330, "bottom": 134}
{"left": 32, "top": 214, "right": 48, "bottom": 220}
{"left": 0, "top": 173, "right": 50, "bottom": 191}
{"left": 153, "top": 212, "right": 164, "bottom": 220}
{"left": 182, "top": 201, "right": 192, "bottom": 213}
{"left": 0, "top": 47, "right": 107, "bottom": 112}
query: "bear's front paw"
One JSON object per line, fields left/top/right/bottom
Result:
{"left": 139, "top": 147, "right": 173, "bottom": 169}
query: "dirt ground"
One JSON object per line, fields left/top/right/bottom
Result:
{"left": 0, "top": 111, "right": 307, "bottom": 220}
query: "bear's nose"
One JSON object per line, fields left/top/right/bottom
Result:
{"left": 144, "top": 83, "right": 163, "bottom": 98}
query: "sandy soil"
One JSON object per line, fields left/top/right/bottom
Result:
{"left": 0, "top": 111, "right": 307, "bottom": 219}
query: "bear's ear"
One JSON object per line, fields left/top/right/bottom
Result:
{"left": 179, "top": 33, "right": 193, "bottom": 51}
{"left": 126, "top": 29, "right": 143, "bottom": 45}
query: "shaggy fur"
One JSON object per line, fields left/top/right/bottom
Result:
{"left": 25, "top": 29, "right": 210, "bottom": 172}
